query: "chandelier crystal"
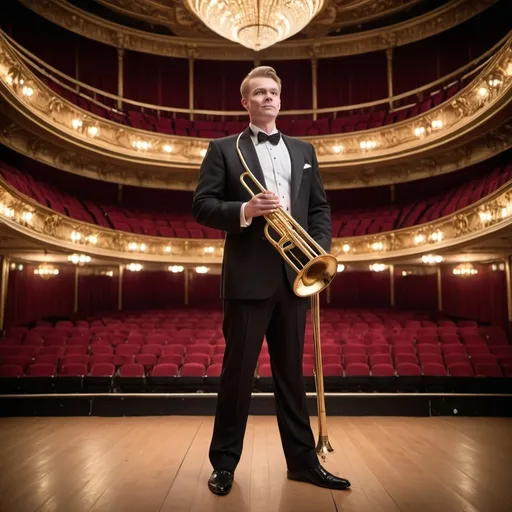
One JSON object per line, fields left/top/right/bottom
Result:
{"left": 185, "top": 0, "right": 325, "bottom": 51}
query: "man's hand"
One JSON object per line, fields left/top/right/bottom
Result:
{"left": 244, "top": 191, "right": 281, "bottom": 219}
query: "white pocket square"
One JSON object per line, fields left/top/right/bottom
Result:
{"left": 303, "top": 163, "right": 311, "bottom": 169}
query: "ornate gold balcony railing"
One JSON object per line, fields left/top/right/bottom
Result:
{"left": 4, "top": 28, "right": 508, "bottom": 119}
{"left": 0, "top": 31, "right": 511, "bottom": 182}
{"left": 0, "top": 176, "right": 511, "bottom": 265}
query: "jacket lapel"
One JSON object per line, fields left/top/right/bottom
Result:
{"left": 282, "top": 135, "right": 304, "bottom": 208}
{"left": 237, "top": 128, "right": 267, "bottom": 193}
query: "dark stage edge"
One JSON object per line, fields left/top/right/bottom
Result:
{"left": 0, "top": 392, "right": 511, "bottom": 417}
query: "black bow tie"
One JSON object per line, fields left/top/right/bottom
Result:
{"left": 257, "top": 131, "right": 281, "bottom": 145}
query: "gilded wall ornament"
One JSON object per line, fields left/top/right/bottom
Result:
{"left": 0, "top": 175, "right": 511, "bottom": 264}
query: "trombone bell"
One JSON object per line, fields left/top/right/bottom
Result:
{"left": 293, "top": 254, "right": 338, "bottom": 297}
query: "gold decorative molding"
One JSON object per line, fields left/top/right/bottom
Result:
{"left": 1, "top": 116, "right": 511, "bottom": 191}
{"left": 93, "top": 0, "right": 424, "bottom": 39}
{"left": 18, "top": 0, "right": 497, "bottom": 60}
{"left": 0, "top": 175, "right": 511, "bottom": 264}
{"left": 0, "top": 33, "right": 511, "bottom": 180}
{"left": 333, "top": 181, "right": 512, "bottom": 262}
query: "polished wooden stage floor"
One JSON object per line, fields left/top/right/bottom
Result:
{"left": 1, "top": 416, "right": 511, "bottom": 512}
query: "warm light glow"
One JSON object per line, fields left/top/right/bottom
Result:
{"left": 165, "top": 246, "right": 172, "bottom": 253}
{"left": 342, "top": 244, "right": 351, "bottom": 253}
{"left": 332, "top": 145, "right": 343, "bottom": 154}
{"left": 421, "top": 254, "right": 443, "bottom": 264}
{"left": 369, "top": 263, "right": 386, "bottom": 272}
{"left": 431, "top": 119, "right": 443, "bottom": 130}
{"left": 195, "top": 266, "right": 209, "bottom": 273}
{"left": 87, "top": 126, "right": 99, "bottom": 137}
{"left": 127, "top": 263, "right": 142, "bottom": 271}
{"left": 479, "top": 210, "right": 492, "bottom": 222}
{"left": 371, "top": 241, "right": 384, "bottom": 251}
{"left": 199, "top": 148, "right": 207, "bottom": 157}
{"left": 414, "top": 234, "right": 425, "bottom": 244}
{"left": 72, "top": 119, "right": 83, "bottom": 129}
{"left": 168, "top": 265, "right": 184, "bottom": 273}
{"left": 488, "top": 77, "right": 502, "bottom": 87}
{"left": 337, "top": 264, "right": 345, "bottom": 272}
{"left": 430, "top": 230, "right": 443, "bottom": 242}
{"left": 163, "top": 144, "right": 173, "bottom": 153}
{"left": 71, "top": 231, "right": 82, "bottom": 242}
{"left": 34, "top": 263, "right": 59, "bottom": 279}
{"left": 414, "top": 126, "right": 426, "bottom": 137}
{"left": 204, "top": 246, "right": 215, "bottom": 254}
{"left": 478, "top": 86, "right": 489, "bottom": 97}
{"left": 21, "top": 86, "right": 34, "bottom": 96}
{"left": 86, "top": 235, "right": 98, "bottom": 244}
{"left": 132, "top": 140, "right": 152, "bottom": 151}
{"left": 139, "top": 243, "right": 147, "bottom": 251}
{"left": 360, "top": 140, "right": 377, "bottom": 150}
{"left": 21, "top": 211, "right": 33, "bottom": 222}
{"left": 453, "top": 262, "right": 478, "bottom": 276}
{"left": 185, "top": 0, "right": 324, "bottom": 51}
{"left": 68, "top": 253, "right": 91, "bottom": 265}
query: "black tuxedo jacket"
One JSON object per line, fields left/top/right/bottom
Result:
{"left": 192, "top": 127, "right": 332, "bottom": 300}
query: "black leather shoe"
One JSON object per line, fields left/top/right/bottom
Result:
{"left": 287, "top": 465, "right": 351, "bottom": 490}
{"left": 208, "top": 469, "right": 234, "bottom": 495}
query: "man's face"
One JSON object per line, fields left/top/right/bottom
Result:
{"left": 241, "top": 77, "right": 281, "bottom": 123}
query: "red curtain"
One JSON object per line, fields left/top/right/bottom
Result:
{"left": 122, "top": 270, "right": 185, "bottom": 310}
{"left": 188, "top": 272, "right": 222, "bottom": 308}
{"left": 194, "top": 60, "right": 253, "bottom": 112}
{"left": 317, "top": 52, "right": 387, "bottom": 108}
{"left": 76, "top": 38, "right": 117, "bottom": 96}
{"left": 4, "top": 265, "right": 75, "bottom": 328}
{"left": 78, "top": 273, "right": 119, "bottom": 318}
{"left": 394, "top": 271, "right": 438, "bottom": 311}
{"left": 442, "top": 264, "right": 507, "bottom": 327}
{"left": 329, "top": 270, "right": 391, "bottom": 308}
{"left": 123, "top": 52, "right": 189, "bottom": 108}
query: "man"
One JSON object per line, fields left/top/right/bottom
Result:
{"left": 192, "top": 66, "right": 351, "bottom": 495}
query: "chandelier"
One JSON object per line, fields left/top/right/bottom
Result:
{"left": 453, "top": 262, "right": 478, "bottom": 276}
{"left": 185, "top": 0, "right": 325, "bottom": 51}
{"left": 34, "top": 263, "right": 59, "bottom": 280}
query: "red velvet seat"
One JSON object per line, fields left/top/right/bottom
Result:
{"left": 0, "top": 364, "right": 24, "bottom": 377}
{"left": 152, "top": 363, "right": 179, "bottom": 377}
{"left": 60, "top": 363, "right": 87, "bottom": 376}
{"left": 206, "top": 363, "right": 223, "bottom": 377}
{"left": 27, "top": 363, "right": 56, "bottom": 377}
{"left": 371, "top": 363, "right": 395, "bottom": 376}
{"left": 180, "top": 363, "right": 205, "bottom": 377}
{"left": 396, "top": 362, "right": 422, "bottom": 376}
{"left": 119, "top": 363, "right": 145, "bottom": 377}
{"left": 345, "top": 363, "right": 370, "bottom": 376}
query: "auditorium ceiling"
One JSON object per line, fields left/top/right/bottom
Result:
{"left": 17, "top": 0, "right": 498, "bottom": 59}
{"left": 81, "top": 0, "right": 434, "bottom": 38}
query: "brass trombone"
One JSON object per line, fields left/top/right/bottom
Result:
{"left": 236, "top": 133, "right": 335, "bottom": 459}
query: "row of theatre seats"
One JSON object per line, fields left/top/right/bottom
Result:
{"left": 46, "top": 79, "right": 461, "bottom": 138}
{"left": 1, "top": 159, "right": 509, "bottom": 239}
{"left": 1, "top": 310, "right": 511, "bottom": 382}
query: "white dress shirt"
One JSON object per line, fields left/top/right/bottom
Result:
{"left": 240, "top": 123, "right": 292, "bottom": 227}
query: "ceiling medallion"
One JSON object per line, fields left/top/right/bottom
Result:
{"left": 185, "top": 0, "right": 324, "bottom": 51}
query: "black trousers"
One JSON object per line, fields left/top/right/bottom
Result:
{"left": 209, "top": 264, "right": 319, "bottom": 472}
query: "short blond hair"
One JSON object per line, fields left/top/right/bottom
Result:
{"left": 240, "top": 66, "right": 282, "bottom": 99}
